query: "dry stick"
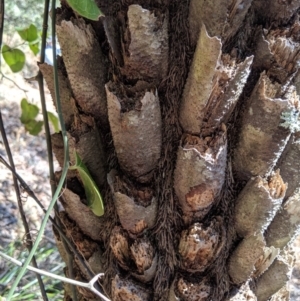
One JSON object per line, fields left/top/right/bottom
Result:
{"left": 0, "top": 71, "right": 28, "bottom": 94}
{"left": 0, "top": 116, "right": 48, "bottom": 301}
{"left": 54, "top": 207, "right": 78, "bottom": 301}
{"left": 39, "top": 64, "right": 96, "bottom": 301}
{"left": 0, "top": 251, "right": 110, "bottom": 301}
{"left": 0, "top": 1, "right": 48, "bottom": 299}
{"left": 6, "top": 0, "right": 82, "bottom": 296}
{"left": 0, "top": 155, "right": 95, "bottom": 279}
{"left": 37, "top": 0, "right": 56, "bottom": 198}
{"left": 0, "top": 111, "right": 48, "bottom": 299}
{"left": 64, "top": 244, "right": 77, "bottom": 301}
{"left": 7, "top": 170, "right": 101, "bottom": 300}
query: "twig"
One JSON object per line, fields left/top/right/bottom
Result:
{"left": 0, "top": 0, "right": 48, "bottom": 300}
{"left": 48, "top": 4, "right": 80, "bottom": 300}
{"left": 1, "top": 41, "right": 26, "bottom": 51}
{"left": 37, "top": 0, "right": 56, "bottom": 197}
{"left": 37, "top": 2, "right": 78, "bottom": 299}
{"left": 0, "top": 94, "right": 48, "bottom": 301}
{"left": 0, "top": 71, "right": 28, "bottom": 95}
{"left": 0, "top": 155, "right": 95, "bottom": 280}
{"left": 5, "top": 134, "right": 69, "bottom": 300}
{"left": 0, "top": 251, "right": 111, "bottom": 301}
{"left": 6, "top": 0, "right": 70, "bottom": 296}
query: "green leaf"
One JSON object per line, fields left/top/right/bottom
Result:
{"left": 20, "top": 98, "right": 39, "bottom": 124}
{"left": 24, "top": 120, "right": 43, "bottom": 135}
{"left": 1, "top": 45, "right": 25, "bottom": 73}
{"left": 66, "top": 0, "right": 104, "bottom": 21}
{"left": 17, "top": 24, "right": 39, "bottom": 43}
{"left": 47, "top": 111, "right": 60, "bottom": 133}
{"left": 29, "top": 42, "right": 39, "bottom": 55}
{"left": 69, "top": 152, "right": 104, "bottom": 216}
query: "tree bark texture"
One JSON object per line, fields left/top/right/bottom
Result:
{"left": 41, "top": 0, "right": 300, "bottom": 300}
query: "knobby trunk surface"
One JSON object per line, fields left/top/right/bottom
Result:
{"left": 40, "top": 0, "right": 300, "bottom": 300}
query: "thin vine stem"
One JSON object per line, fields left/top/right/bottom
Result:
{"left": 5, "top": 141, "right": 69, "bottom": 300}
{"left": 48, "top": 4, "right": 79, "bottom": 299}
{"left": 0, "top": 251, "right": 111, "bottom": 301}
{"left": 0, "top": 154, "right": 95, "bottom": 280}
{"left": 0, "top": 112, "right": 49, "bottom": 301}
{"left": 37, "top": 0, "right": 56, "bottom": 197}
{"left": 37, "top": 1, "right": 78, "bottom": 300}
{"left": 6, "top": 0, "right": 70, "bottom": 298}
{"left": 0, "top": 0, "right": 48, "bottom": 299}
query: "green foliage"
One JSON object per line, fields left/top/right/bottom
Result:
{"left": 17, "top": 24, "right": 40, "bottom": 55}
{"left": 1, "top": 45, "right": 25, "bottom": 73}
{"left": 0, "top": 242, "right": 64, "bottom": 301}
{"left": 24, "top": 119, "right": 44, "bottom": 136}
{"left": 20, "top": 98, "right": 39, "bottom": 122}
{"left": 17, "top": 24, "right": 39, "bottom": 43}
{"left": 1, "top": 21, "right": 60, "bottom": 135}
{"left": 20, "top": 98, "right": 43, "bottom": 135}
{"left": 69, "top": 152, "right": 104, "bottom": 216}
{"left": 29, "top": 42, "right": 39, "bottom": 55}
{"left": 2, "top": 24, "right": 40, "bottom": 73}
{"left": 20, "top": 98, "right": 59, "bottom": 135}
{"left": 47, "top": 111, "right": 60, "bottom": 133}
{"left": 66, "top": 0, "right": 104, "bottom": 20}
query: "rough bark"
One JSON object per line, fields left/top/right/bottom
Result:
{"left": 255, "top": 251, "right": 294, "bottom": 301}
{"left": 234, "top": 171, "right": 286, "bottom": 237}
{"left": 174, "top": 131, "right": 227, "bottom": 224}
{"left": 41, "top": 0, "right": 300, "bottom": 300}
{"left": 265, "top": 189, "right": 300, "bottom": 250}
{"left": 56, "top": 17, "right": 108, "bottom": 128}
{"left": 228, "top": 233, "right": 279, "bottom": 285}
{"left": 106, "top": 84, "right": 162, "bottom": 182}
{"left": 233, "top": 73, "right": 297, "bottom": 180}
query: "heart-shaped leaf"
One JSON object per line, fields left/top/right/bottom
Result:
{"left": 25, "top": 120, "right": 43, "bottom": 136}
{"left": 2, "top": 45, "right": 25, "bottom": 73}
{"left": 20, "top": 98, "right": 39, "bottom": 124}
{"left": 17, "top": 24, "right": 39, "bottom": 43}
{"left": 29, "top": 42, "right": 39, "bottom": 56}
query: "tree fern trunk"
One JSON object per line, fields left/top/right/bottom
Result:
{"left": 41, "top": 0, "right": 300, "bottom": 300}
